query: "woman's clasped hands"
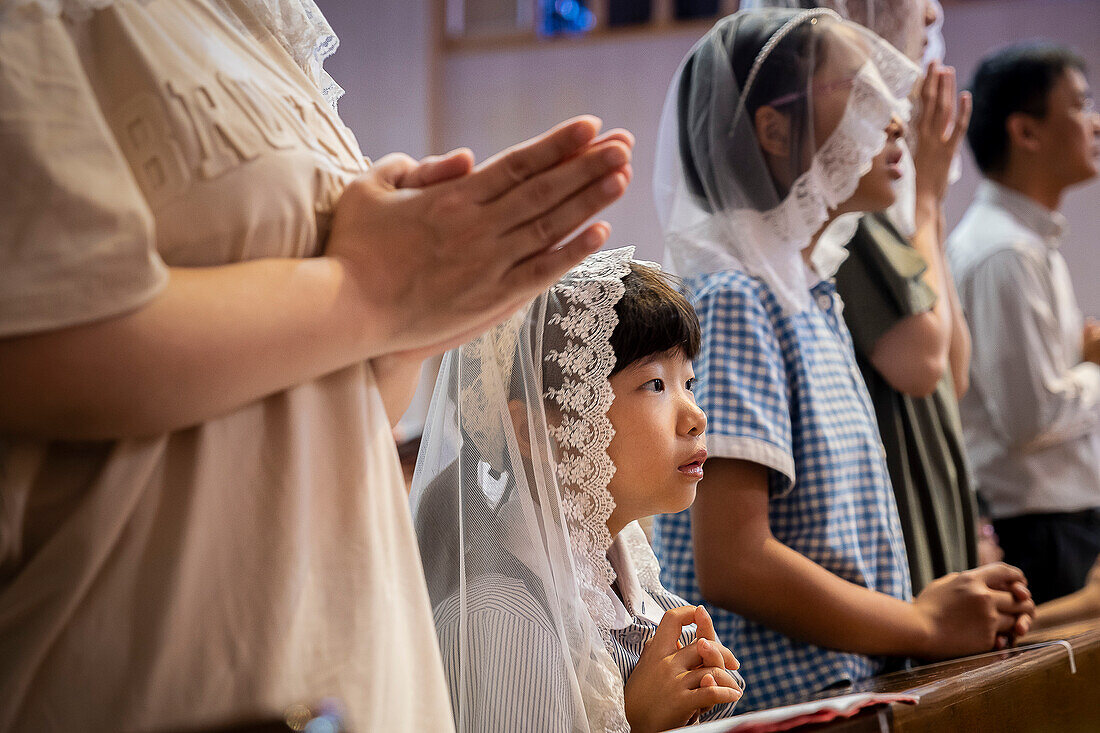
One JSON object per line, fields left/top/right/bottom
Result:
{"left": 325, "top": 115, "right": 635, "bottom": 361}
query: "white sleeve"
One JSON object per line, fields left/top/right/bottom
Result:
{"left": 966, "top": 247, "right": 1100, "bottom": 450}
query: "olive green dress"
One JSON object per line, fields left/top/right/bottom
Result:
{"left": 835, "top": 213, "right": 979, "bottom": 593}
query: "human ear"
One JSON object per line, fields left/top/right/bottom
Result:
{"left": 924, "top": 0, "right": 939, "bottom": 29}
{"left": 1005, "top": 112, "right": 1044, "bottom": 155}
{"left": 754, "top": 105, "right": 792, "bottom": 159}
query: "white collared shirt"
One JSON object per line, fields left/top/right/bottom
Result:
{"left": 604, "top": 531, "right": 745, "bottom": 713}
{"left": 948, "top": 180, "right": 1100, "bottom": 518}
{"left": 432, "top": 528, "right": 741, "bottom": 731}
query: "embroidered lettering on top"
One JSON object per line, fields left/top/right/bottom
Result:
{"left": 162, "top": 76, "right": 363, "bottom": 180}
{"left": 279, "top": 94, "right": 360, "bottom": 168}
{"left": 109, "top": 92, "right": 191, "bottom": 205}
{"left": 113, "top": 68, "right": 365, "bottom": 197}
{"left": 166, "top": 80, "right": 264, "bottom": 179}
{"left": 217, "top": 73, "right": 297, "bottom": 151}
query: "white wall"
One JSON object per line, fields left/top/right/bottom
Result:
{"left": 317, "top": 0, "right": 433, "bottom": 160}
{"left": 439, "top": 27, "right": 706, "bottom": 263}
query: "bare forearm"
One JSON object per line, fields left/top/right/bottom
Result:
{"left": 869, "top": 202, "right": 954, "bottom": 397}
{"left": 692, "top": 460, "right": 1028, "bottom": 662}
{"left": 0, "top": 258, "right": 385, "bottom": 439}
{"left": 903, "top": 60, "right": 973, "bottom": 396}
{"left": 693, "top": 461, "right": 929, "bottom": 657}
{"left": 943, "top": 258, "right": 971, "bottom": 396}
{"left": 911, "top": 199, "right": 953, "bottom": 355}
{"left": 1032, "top": 588, "right": 1100, "bottom": 632}
{"left": 699, "top": 532, "right": 928, "bottom": 657}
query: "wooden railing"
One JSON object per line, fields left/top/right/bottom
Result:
{"left": 795, "top": 620, "right": 1100, "bottom": 732}
{"left": 171, "top": 620, "right": 1100, "bottom": 732}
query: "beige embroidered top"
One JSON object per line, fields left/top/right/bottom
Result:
{"left": 0, "top": 2, "right": 454, "bottom": 730}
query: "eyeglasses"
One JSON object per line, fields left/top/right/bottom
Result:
{"left": 764, "top": 74, "right": 859, "bottom": 108}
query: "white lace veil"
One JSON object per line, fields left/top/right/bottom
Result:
{"left": 411, "top": 248, "right": 675, "bottom": 733}
{"left": 922, "top": 0, "right": 945, "bottom": 66}
{"left": 654, "top": 9, "right": 918, "bottom": 313}
{"left": 230, "top": 0, "right": 344, "bottom": 107}
{"left": 738, "top": 0, "right": 935, "bottom": 61}
{"left": 737, "top": 0, "right": 951, "bottom": 242}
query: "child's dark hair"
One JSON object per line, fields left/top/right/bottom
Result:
{"left": 967, "top": 41, "right": 1086, "bottom": 175}
{"left": 609, "top": 262, "right": 701, "bottom": 376}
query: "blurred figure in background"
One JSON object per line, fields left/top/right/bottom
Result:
{"left": 948, "top": 41, "right": 1100, "bottom": 605}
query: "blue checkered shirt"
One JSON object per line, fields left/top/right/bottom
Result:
{"left": 652, "top": 269, "right": 911, "bottom": 711}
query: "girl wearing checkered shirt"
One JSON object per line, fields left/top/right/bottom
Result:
{"left": 651, "top": 8, "right": 1035, "bottom": 711}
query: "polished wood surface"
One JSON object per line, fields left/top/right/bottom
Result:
{"left": 164, "top": 622, "right": 1100, "bottom": 732}
{"left": 794, "top": 620, "right": 1100, "bottom": 732}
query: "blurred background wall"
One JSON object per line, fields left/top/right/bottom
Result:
{"left": 320, "top": 0, "right": 1099, "bottom": 310}
{"left": 319, "top": 0, "right": 1100, "bottom": 434}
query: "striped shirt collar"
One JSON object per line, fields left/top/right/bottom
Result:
{"left": 607, "top": 533, "right": 665, "bottom": 629}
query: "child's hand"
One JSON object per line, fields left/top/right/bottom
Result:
{"left": 912, "top": 563, "right": 1035, "bottom": 659}
{"left": 624, "top": 606, "right": 743, "bottom": 733}
{"left": 692, "top": 605, "right": 740, "bottom": 672}
{"left": 912, "top": 61, "right": 971, "bottom": 209}
{"left": 689, "top": 605, "right": 743, "bottom": 718}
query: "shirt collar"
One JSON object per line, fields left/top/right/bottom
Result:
{"left": 978, "top": 179, "right": 1067, "bottom": 249}
{"left": 606, "top": 532, "right": 665, "bottom": 629}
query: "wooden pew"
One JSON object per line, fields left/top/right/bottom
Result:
{"left": 795, "top": 620, "right": 1100, "bottom": 732}
{"left": 164, "top": 622, "right": 1100, "bottom": 732}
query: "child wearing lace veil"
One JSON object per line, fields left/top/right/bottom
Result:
{"left": 738, "top": 0, "right": 944, "bottom": 65}
{"left": 739, "top": 1, "right": 982, "bottom": 598}
{"left": 650, "top": 8, "right": 1034, "bottom": 712}
{"left": 410, "top": 247, "right": 744, "bottom": 732}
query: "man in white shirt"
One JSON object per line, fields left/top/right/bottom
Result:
{"left": 949, "top": 42, "right": 1100, "bottom": 603}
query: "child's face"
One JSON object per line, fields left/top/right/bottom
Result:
{"left": 604, "top": 348, "right": 707, "bottom": 537}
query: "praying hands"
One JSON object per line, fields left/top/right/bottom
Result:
{"left": 624, "top": 605, "right": 743, "bottom": 733}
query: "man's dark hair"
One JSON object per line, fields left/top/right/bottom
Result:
{"left": 967, "top": 41, "right": 1086, "bottom": 175}
{"left": 609, "top": 262, "right": 701, "bottom": 376}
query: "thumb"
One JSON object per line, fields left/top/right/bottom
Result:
{"left": 366, "top": 152, "right": 420, "bottom": 191}
{"left": 397, "top": 148, "right": 475, "bottom": 189}
{"left": 693, "top": 605, "right": 717, "bottom": 642}
{"left": 649, "top": 606, "right": 697, "bottom": 656}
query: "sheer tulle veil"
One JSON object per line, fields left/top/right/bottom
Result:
{"left": 737, "top": 0, "right": 952, "bottom": 239}
{"left": 653, "top": 9, "right": 918, "bottom": 313}
{"left": 411, "top": 248, "right": 684, "bottom": 732}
